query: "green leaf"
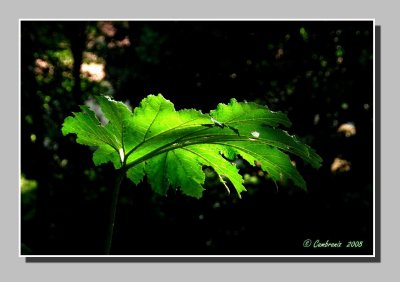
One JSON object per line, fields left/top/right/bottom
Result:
{"left": 95, "top": 95, "right": 133, "bottom": 151}
{"left": 62, "top": 94, "right": 322, "bottom": 199}
{"left": 62, "top": 105, "right": 119, "bottom": 149}
{"left": 183, "top": 144, "right": 246, "bottom": 197}
{"left": 165, "top": 149, "right": 205, "bottom": 198}
{"left": 93, "top": 145, "right": 121, "bottom": 169}
{"left": 145, "top": 149, "right": 205, "bottom": 198}
{"left": 211, "top": 98, "right": 292, "bottom": 128}
{"left": 126, "top": 163, "right": 145, "bottom": 185}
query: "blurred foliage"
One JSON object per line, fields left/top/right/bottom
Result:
{"left": 21, "top": 21, "right": 373, "bottom": 255}
{"left": 21, "top": 175, "right": 37, "bottom": 222}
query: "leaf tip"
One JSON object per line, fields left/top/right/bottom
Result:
{"left": 229, "top": 98, "right": 238, "bottom": 105}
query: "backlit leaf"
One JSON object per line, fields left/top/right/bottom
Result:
{"left": 62, "top": 94, "right": 322, "bottom": 198}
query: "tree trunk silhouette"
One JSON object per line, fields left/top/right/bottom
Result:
{"left": 67, "top": 22, "right": 86, "bottom": 100}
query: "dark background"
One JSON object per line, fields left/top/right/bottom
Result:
{"left": 20, "top": 21, "right": 373, "bottom": 255}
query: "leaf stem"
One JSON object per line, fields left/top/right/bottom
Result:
{"left": 105, "top": 167, "right": 125, "bottom": 255}
{"left": 123, "top": 134, "right": 251, "bottom": 171}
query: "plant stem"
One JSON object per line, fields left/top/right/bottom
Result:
{"left": 105, "top": 168, "right": 125, "bottom": 255}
